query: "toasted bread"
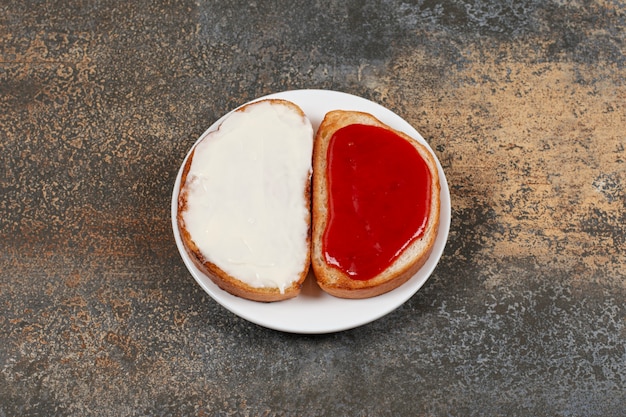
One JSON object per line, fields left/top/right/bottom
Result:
{"left": 311, "top": 110, "right": 440, "bottom": 299}
{"left": 177, "top": 99, "right": 314, "bottom": 302}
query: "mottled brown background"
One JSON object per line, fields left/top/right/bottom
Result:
{"left": 1, "top": 1, "right": 625, "bottom": 416}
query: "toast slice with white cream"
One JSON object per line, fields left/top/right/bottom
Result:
{"left": 177, "top": 99, "right": 314, "bottom": 302}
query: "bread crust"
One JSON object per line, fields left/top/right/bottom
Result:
{"left": 311, "top": 110, "right": 441, "bottom": 299}
{"left": 177, "top": 99, "right": 312, "bottom": 302}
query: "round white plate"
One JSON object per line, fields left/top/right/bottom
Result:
{"left": 171, "top": 89, "right": 451, "bottom": 334}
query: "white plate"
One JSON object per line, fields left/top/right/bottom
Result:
{"left": 171, "top": 89, "right": 451, "bottom": 334}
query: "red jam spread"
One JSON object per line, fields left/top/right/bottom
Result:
{"left": 323, "top": 123, "right": 432, "bottom": 281}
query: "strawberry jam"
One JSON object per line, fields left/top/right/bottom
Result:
{"left": 323, "top": 124, "right": 432, "bottom": 281}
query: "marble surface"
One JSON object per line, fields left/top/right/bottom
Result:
{"left": 1, "top": 1, "right": 625, "bottom": 416}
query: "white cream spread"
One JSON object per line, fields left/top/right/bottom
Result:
{"left": 182, "top": 100, "right": 313, "bottom": 293}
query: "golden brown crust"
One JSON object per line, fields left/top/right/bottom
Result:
{"left": 311, "top": 110, "right": 441, "bottom": 299}
{"left": 177, "top": 99, "right": 312, "bottom": 302}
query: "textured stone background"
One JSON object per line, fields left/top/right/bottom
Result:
{"left": 1, "top": 0, "right": 625, "bottom": 416}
